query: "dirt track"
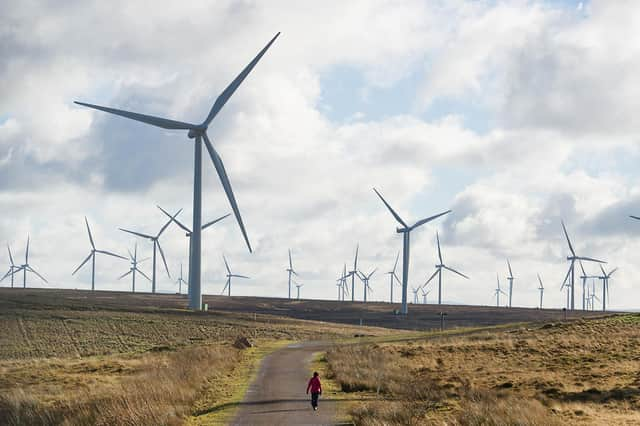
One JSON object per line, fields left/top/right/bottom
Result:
{"left": 231, "top": 342, "right": 339, "bottom": 425}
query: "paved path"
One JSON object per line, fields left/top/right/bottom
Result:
{"left": 231, "top": 342, "right": 339, "bottom": 425}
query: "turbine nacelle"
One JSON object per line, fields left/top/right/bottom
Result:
{"left": 187, "top": 126, "right": 206, "bottom": 139}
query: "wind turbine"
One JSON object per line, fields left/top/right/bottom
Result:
{"left": 221, "top": 255, "right": 249, "bottom": 296}
{"left": 561, "top": 221, "right": 605, "bottom": 310}
{"left": 357, "top": 268, "right": 376, "bottom": 302}
{"left": 412, "top": 286, "right": 420, "bottom": 304}
{"left": 506, "top": 259, "right": 514, "bottom": 308}
{"left": 120, "top": 209, "right": 182, "bottom": 293}
{"left": 346, "top": 245, "right": 360, "bottom": 302}
{"left": 597, "top": 265, "right": 617, "bottom": 312}
{"left": 421, "top": 287, "right": 431, "bottom": 304}
{"left": 72, "top": 218, "right": 125, "bottom": 291}
{"left": 1, "top": 245, "right": 19, "bottom": 288}
{"left": 13, "top": 236, "right": 47, "bottom": 288}
{"left": 117, "top": 243, "right": 150, "bottom": 293}
{"left": 494, "top": 274, "right": 506, "bottom": 307}
{"left": 578, "top": 261, "right": 599, "bottom": 311}
{"left": 295, "top": 281, "right": 304, "bottom": 300}
{"left": 158, "top": 205, "right": 229, "bottom": 295}
{"left": 386, "top": 251, "right": 401, "bottom": 303}
{"left": 373, "top": 188, "right": 451, "bottom": 314}
{"left": 338, "top": 264, "right": 350, "bottom": 301}
{"left": 176, "top": 263, "right": 187, "bottom": 295}
{"left": 537, "top": 273, "right": 544, "bottom": 309}
{"left": 423, "top": 232, "right": 469, "bottom": 304}
{"left": 75, "top": 33, "right": 280, "bottom": 310}
{"left": 286, "top": 249, "right": 298, "bottom": 300}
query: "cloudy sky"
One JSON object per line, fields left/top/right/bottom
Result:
{"left": 2, "top": 0, "right": 640, "bottom": 310}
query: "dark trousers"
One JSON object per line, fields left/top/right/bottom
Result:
{"left": 311, "top": 392, "right": 320, "bottom": 408}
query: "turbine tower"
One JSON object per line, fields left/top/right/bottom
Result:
{"left": 537, "top": 273, "right": 544, "bottom": 309}
{"left": 423, "top": 232, "right": 469, "bottom": 304}
{"left": 561, "top": 221, "right": 605, "bottom": 310}
{"left": 158, "top": 205, "right": 229, "bottom": 295}
{"left": 357, "top": 268, "right": 376, "bottom": 302}
{"left": 286, "top": 249, "right": 298, "bottom": 300}
{"left": 118, "top": 243, "right": 150, "bottom": 293}
{"left": 386, "top": 251, "right": 400, "bottom": 303}
{"left": 221, "top": 255, "right": 249, "bottom": 296}
{"left": 373, "top": 188, "right": 451, "bottom": 314}
{"left": 1, "top": 245, "right": 19, "bottom": 288}
{"left": 13, "top": 236, "right": 47, "bottom": 288}
{"left": 597, "top": 265, "right": 617, "bottom": 312}
{"left": 494, "top": 274, "right": 506, "bottom": 307}
{"left": 295, "top": 282, "right": 304, "bottom": 300}
{"left": 120, "top": 209, "right": 182, "bottom": 293}
{"left": 506, "top": 259, "right": 514, "bottom": 308}
{"left": 73, "top": 218, "right": 127, "bottom": 290}
{"left": 75, "top": 33, "right": 280, "bottom": 310}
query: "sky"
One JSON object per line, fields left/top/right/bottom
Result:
{"left": 2, "top": 0, "right": 640, "bottom": 310}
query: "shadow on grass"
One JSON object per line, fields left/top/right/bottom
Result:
{"left": 194, "top": 397, "right": 363, "bottom": 416}
{"left": 544, "top": 386, "right": 640, "bottom": 403}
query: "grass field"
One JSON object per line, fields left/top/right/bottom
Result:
{"left": 324, "top": 314, "right": 640, "bottom": 425}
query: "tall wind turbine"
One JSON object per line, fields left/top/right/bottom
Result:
{"left": 221, "top": 255, "right": 249, "bottom": 296}
{"left": 423, "top": 232, "right": 469, "bottom": 304}
{"left": 386, "top": 251, "right": 400, "bottom": 303}
{"left": 13, "top": 236, "right": 47, "bottom": 288}
{"left": 118, "top": 243, "right": 150, "bottom": 293}
{"left": 158, "top": 205, "right": 229, "bottom": 295}
{"left": 357, "top": 268, "right": 376, "bottom": 302}
{"left": 373, "top": 188, "right": 451, "bottom": 314}
{"left": 286, "top": 249, "right": 298, "bottom": 300}
{"left": 494, "top": 274, "right": 506, "bottom": 307}
{"left": 597, "top": 265, "right": 617, "bottom": 312}
{"left": 73, "top": 218, "right": 126, "bottom": 291}
{"left": 561, "top": 221, "right": 605, "bottom": 310}
{"left": 506, "top": 259, "right": 514, "bottom": 308}
{"left": 120, "top": 209, "right": 182, "bottom": 293}
{"left": 1, "top": 245, "right": 19, "bottom": 288}
{"left": 346, "top": 245, "right": 360, "bottom": 302}
{"left": 75, "top": 33, "right": 280, "bottom": 310}
{"left": 537, "top": 273, "right": 544, "bottom": 309}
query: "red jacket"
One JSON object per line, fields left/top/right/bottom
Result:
{"left": 307, "top": 376, "right": 322, "bottom": 394}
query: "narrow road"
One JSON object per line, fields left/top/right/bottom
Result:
{"left": 231, "top": 342, "right": 340, "bottom": 425}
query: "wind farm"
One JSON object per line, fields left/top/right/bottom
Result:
{"left": 3, "top": 2, "right": 640, "bottom": 425}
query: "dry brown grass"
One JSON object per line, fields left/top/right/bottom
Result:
{"left": 326, "top": 314, "right": 640, "bottom": 425}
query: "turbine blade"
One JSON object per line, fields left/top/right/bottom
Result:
{"left": 436, "top": 232, "right": 443, "bottom": 264}
{"left": 354, "top": 244, "right": 359, "bottom": 269}
{"left": 609, "top": 267, "right": 618, "bottom": 277}
{"left": 630, "top": 215, "right": 640, "bottom": 221}
{"left": 158, "top": 209, "right": 183, "bottom": 237}
{"left": 507, "top": 259, "right": 513, "bottom": 277}
{"left": 84, "top": 217, "right": 95, "bottom": 249}
{"left": 579, "top": 260, "right": 586, "bottom": 276}
{"left": 561, "top": 266, "right": 571, "bottom": 289}
{"left": 157, "top": 205, "right": 191, "bottom": 233}
{"left": 202, "top": 132, "right": 252, "bottom": 252}
{"left": 72, "top": 253, "right": 93, "bottom": 275}
{"left": 233, "top": 274, "right": 250, "bottom": 279}
{"left": 289, "top": 249, "right": 293, "bottom": 269}
{"left": 561, "top": 220, "right": 575, "bottom": 256}
{"left": 576, "top": 256, "right": 606, "bottom": 264}
{"left": 372, "top": 188, "right": 408, "bottom": 228}
{"left": 203, "top": 33, "right": 280, "bottom": 126}
{"left": 95, "top": 250, "right": 128, "bottom": 260}
{"left": 74, "top": 101, "right": 196, "bottom": 130}
{"left": 119, "top": 228, "right": 154, "bottom": 239}
{"left": 537, "top": 273, "right": 544, "bottom": 289}
{"left": 118, "top": 270, "right": 133, "bottom": 280}
{"left": 7, "top": 245, "right": 14, "bottom": 266}
{"left": 221, "top": 280, "right": 229, "bottom": 295}
{"left": 202, "top": 213, "right": 230, "bottom": 230}
{"left": 423, "top": 269, "right": 439, "bottom": 286}
{"left": 27, "top": 266, "right": 47, "bottom": 283}
{"left": 156, "top": 241, "right": 171, "bottom": 278}
{"left": 443, "top": 265, "right": 469, "bottom": 279}
{"left": 25, "top": 236, "right": 30, "bottom": 263}
{"left": 392, "top": 251, "right": 400, "bottom": 273}
{"left": 410, "top": 210, "right": 452, "bottom": 230}
{"left": 137, "top": 268, "right": 152, "bottom": 282}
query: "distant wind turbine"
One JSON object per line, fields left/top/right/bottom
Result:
{"left": 73, "top": 218, "right": 125, "bottom": 291}
{"left": 537, "top": 273, "right": 544, "bottom": 309}
{"left": 118, "top": 243, "right": 150, "bottom": 293}
{"left": 357, "top": 268, "right": 376, "bottom": 302}
{"left": 13, "top": 236, "right": 47, "bottom": 288}
{"left": 423, "top": 232, "right": 469, "bottom": 304}
{"left": 561, "top": 221, "right": 605, "bottom": 310}
{"left": 1, "top": 245, "right": 19, "bottom": 288}
{"left": 386, "top": 252, "right": 401, "bottom": 303}
{"left": 412, "top": 286, "right": 420, "bottom": 304}
{"left": 421, "top": 287, "right": 431, "bottom": 304}
{"left": 578, "top": 260, "right": 599, "bottom": 311}
{"left": 176, "top": 263, "right": 187, "bottom": 295}
{"left": 75, "top": 33, "right": 280, "bottom": 310}
{"left": 346, "top": 245, "right": 360, "bottom": 302}
{"left": 295, "top": 281, "right": 304, "bottom": 300}
{"left": 120, "top": 209, "right": 182, "bottom": 293}
{"left": 494, "top": 274, "right": 506, "bottom": 307}
{"left": 221, "top": 255, "right": 249, "bottom": 296}
{"left": 286, "top": 249, "right": 298, "bottom": 300}
{"left": 506, "top": 259, "right": 514, "bottom": 308}
{"left": 597, "top": 265, "right": 617, "bottom": 312}
{"left": 158, "top": 205, "right": 229, "bottom": 295}
{"left": 373, "top": 188, "right": 451, "bottom": 314}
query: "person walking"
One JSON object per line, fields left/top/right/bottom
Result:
{"left": 306, "top": 371, "right": 322, "bottom": 411}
